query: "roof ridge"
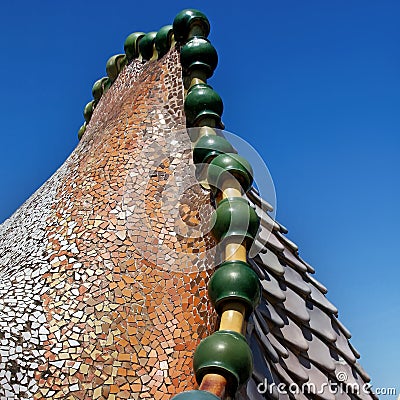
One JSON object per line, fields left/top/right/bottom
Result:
{"left": 77, "top": 25, "right": 177, "bottom": 140}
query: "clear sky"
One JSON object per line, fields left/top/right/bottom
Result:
{"left": 0, "top": 0, "right": 398, "bottom": 396}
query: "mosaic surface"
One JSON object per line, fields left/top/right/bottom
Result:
{"left": 0, "top": 46, "right": 374, "bottom": 400}
{"left": 0, "top": 49, "right": 217, "bottom": 399}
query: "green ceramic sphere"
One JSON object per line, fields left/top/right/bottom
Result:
{"left": 207, "top": 153, "right": 253, "bottom": 194}
{"left": 106, "top": 54, "right": 127, "bottom": 82}
{"left": 208, "top": 260, "right": 261, "bottom": 316}
{"left": 83, "top": 101, "right": 94, "bottom": 123}
{"left": 173, "top": 9, "right": 210, "bottom": 43}
{"left": 193, "top": 330, "right": 253, "bottom": 391}
{"left": 211, "top": 197, "right": 260, "bottom": 245}
{"left": 180, "top": 37, "right": 218, "bottom": 78}
{"left": 171, "top": 391, "right": 220, "bottom": 400}
{"left": 155, "top": 25, "right": 174, "bottom": 59}
{"left": 139, "top": 32, "right": 157, "bottom": 61}
{"left": 77, "top": 123, "right": 86, "bottom": 141}
{"left": 193, "top": 135, "right": 235, "bottom": 165}
{"left": 92, "top": 77, "right": 109, "bottom": 102}
{"left": 184, "top": 83, "right": 223, "bottom": 127}
{"left": 124, "top": 32, "right": 145, "bottom": 61}
{"left": 103, "top": 78, "right": 111, "bottom": 93}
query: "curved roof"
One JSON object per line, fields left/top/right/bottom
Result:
{"left": 0, "top": 8, "right": 376, "bottom": 400}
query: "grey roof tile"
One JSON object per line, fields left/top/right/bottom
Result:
{"left": 283, "top": 265, "right": 312, "bottom": 296}
{"left": 256, "top": 251, "right": 285, "bottom": 276}
{"left": 276, "top": 220, "right": 289, "bottom": 234}
{"left": 305, "top": 301, "right": 338, "bottom": 343}
{"left": 257, "top": 228, "right": 285, "bottom": 253}
{"left": 254, "top": 310, "right": 271, "bottom": 334}
{"left": 299, "top": 257, "right": 316, "bottom": 274}
{"left": 248, "top": 187, "right": 274, "bottom": 213}
{"left": 302, "top": 328, "right": 336, "bottom": 373}
{"left": 332, "top": 323, "right": 357, "bottom": 364}
{"left": 249, "top": 335, "right": 280, "bottom": 399}
{"left": 299, "top": 357, "right": 336, "bottom": 400}
{"left": 280, "top": 285, "right": 310, "bottom": 323}
{"left": 333, "top": 315, "right": 353, "bottom": 339}
{"left": 271, "top": 362, "right": 310, "bottom": 400}
{"left": 250, "top": 239, "right": 270, "bottom": 259}
{"left": 353, "top": 362, "right": 371, "bottom": 383}
{"left": 307, "top": 273, "right": 329, "bottom": 294}
{"left": 274, "top": 313, "right": 309, "bottom": 352}
{"left": 269, "top": 369, "right": 292, "bottom": 400}
{"left": 309, "top": 284, "right": 338, "bottom": 315}
{"left": 261, "top": 272, "right": 286, "bottom": 302}
{"left": 254, "top": 204, "right": 281, "bottom": 232}
{"left": 275, "top": 231, "right": 299, "bottom": 252}
{"left": 258, "top": 301, "right": 285, "bottom": 328}
{"left": 266, "top": 331, "right": 290, "bottom": 359}
{"left": 349, "top": 341, "right": 361, "bottom": 359}
{"left": 279, "top": 348, "right": 309, "bottom": 383}
{"left": 281, "top": 248, "right": 308, "bottom": 273}
{"left": 249, "top": 257, "right": 266, "bottom": 279}
{"left": 253, "top": 312, "right": 280, "bottom": 363}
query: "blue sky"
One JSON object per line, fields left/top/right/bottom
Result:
{"left": 0, "top": 0, "right": 398, "bottom": 396}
